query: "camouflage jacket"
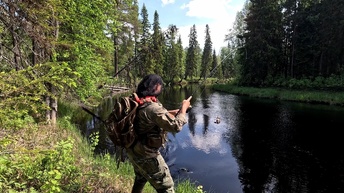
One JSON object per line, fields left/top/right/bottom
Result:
{"left": 131, "top": 100, "right": 187, "bottom": 158}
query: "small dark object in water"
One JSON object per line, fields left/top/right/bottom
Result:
{"left": 214, "top": 116, "right": 220, "bottom": 124}
{"left": 178, "top": 167, "right": 192, "bottom": 173}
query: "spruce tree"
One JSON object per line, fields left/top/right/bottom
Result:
{"left": 177, "top": 35, "right": 185, "bottom": 81}
{"left": 239, "top": 0, "right": 283, "bottom": 86}
{"left": 138, "top": 4, "right": 152, "bottom": 76}
{"left": 185, "top": 24, "right": 199, "bottom": 80}
{"left": 200, "top": 24, "right": 213, "bottom": 80}
{"left": 211, "top": 50, "right": 222, "bottom": 79}
{"left": 152, "top": 11, "right": 164, "bottom": 76}
{"left": 163, "top": 25, "right": 179, "bottom": 83}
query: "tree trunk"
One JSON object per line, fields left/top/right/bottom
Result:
{"left": 50, "top": 86, "right": 57, "bottom": 125}
{"left": 45, "top": 94, "right": 50, "bottom": 122}
{"left": 45, "top": 84, "right": 57, "bottom": 125}
{"left": 114, "top": 36, "right": 119, "bottom": 78}
{"left": 48, "top": 11, "right": 59, "bottom": 125}
{"left": 10, "top": 5, "right": 21, "bottom": 71}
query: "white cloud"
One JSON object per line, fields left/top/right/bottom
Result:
{"left": 179, "top": 0, "right": 244, "bottom": 53}
{"left": 161, "top": 0, "right": 175, "bottom": 6}
{"left": 183, "top": 129, "right": 227, "bottom": 154}
{"left": 181, "top": 0, "right": 232, "bottom": 20}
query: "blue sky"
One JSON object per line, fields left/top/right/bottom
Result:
{"left": 138, "top": 0, "right": 246, "bottom": 53}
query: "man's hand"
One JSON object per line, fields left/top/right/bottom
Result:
{"left": 179, "top": 96, "right": 192, "bottom": 115}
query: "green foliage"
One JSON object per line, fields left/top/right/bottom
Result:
{"left": 175, "top": 180, "right": 208, "bottom": 193}
{"left": 163, "top": 25, "right": 182, "bottom": 82}
{"left": 270, "top": 75, "right": 344, "bottom": 90}
{"left": 89, "top": 132, "right": 100, "bottom": 153}
{"left": 0, "top": 138, "right": 80, "bottom": 192}
{"left": 185, "top": 25, "right": 199, "bottom": 80}
{"left": 200, "top": 24, "right": 213, "bottom": 80}
{"left": 0, "top": 109, "right": 35, "bottom": 131}
{"left": 137, "top": 3, "right": 152, "bottom": 76}
{"left": 151, "top": 11, "right": 165, "bottom": 76}
{"left": 213, "top": 82, "right": 344, "bottom": 106}
{"left": 231, "top": 0, "right": 344, "bottom": 86}
{"left": 0, "top": 63, "right": 77, "bottom": 129}
{"left": 53, "top": 0, "right": 118, "bottom": 103}
{"left": 1, "top": 103, "right": 204, "bottom": 193}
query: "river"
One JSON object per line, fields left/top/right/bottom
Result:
{"left": 79, "top": 85, "right": 344, "bottom": 193}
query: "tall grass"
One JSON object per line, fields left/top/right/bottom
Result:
{"left": 213, "top": 84, "right": 344, "bottom": 106}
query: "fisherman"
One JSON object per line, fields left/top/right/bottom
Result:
{"left": 126, "top": 74, "right": 192, "bottom": 193}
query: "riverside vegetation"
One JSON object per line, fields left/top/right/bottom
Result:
{"left": 212, "top": 76, "right": 344, "bottom": 107}
{"left": 0, "top": 99, "right": 205, "bottom": 193}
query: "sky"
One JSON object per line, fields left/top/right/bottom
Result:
{"left": 138, "top": 0, "right": 246, "bottom": 53}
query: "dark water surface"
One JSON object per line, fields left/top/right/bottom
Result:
{"left": 79, "top": 85, "right": 344, "bottom": 193}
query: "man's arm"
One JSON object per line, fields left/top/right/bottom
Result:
{"left": 167, "top": 109, "right": 179, "bottom": 117}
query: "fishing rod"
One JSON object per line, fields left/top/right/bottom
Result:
{"left": 189, "top": 51, "right": 232, "bottom": 99}
{"left": 80, "top": 105, "right": 106, "bottom": 124}
{"left": 112, "top": 47, "right": 146, "bottom": 78}
{"left": 177, "top": 51, "right": 232, "bottom": 114}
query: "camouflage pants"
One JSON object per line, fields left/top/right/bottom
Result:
{"left": 127, "top": 151, "right": 174, "bottom": 193}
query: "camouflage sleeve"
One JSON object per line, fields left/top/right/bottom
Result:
{"left": 148, "top": 102, "right": 187, "bottom": 133}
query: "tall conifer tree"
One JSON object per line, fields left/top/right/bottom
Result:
{"left": 200, "top": 24, "right": 213, "bottom": 80}
{"left": 177, "top": 35, "right": 185, "bottom": 81}
{"left": 138, "top": 4, "right": 152, "bottom": 76}
{"left": 185, "top": 24, "right": 199, "bottom": 80}
{"left": 152, "top": 11, "right": 164, "bottom": 76}
{"left": 239, "top": 0, "right": 283, "bottom": 86}
{"left": 212, "top": 50, "right": 222, "bottom": 79}
{"left": 163, "top": 25, "right": 179, "bottom": 82}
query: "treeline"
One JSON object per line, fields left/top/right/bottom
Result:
{"left": 1, "top": 0, "right": 343, "bottom": 128}
{"left": 225, "top": 0, "right": 344, "bottom": 87}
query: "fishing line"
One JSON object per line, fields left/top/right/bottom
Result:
{"left": 189, "top": 51, "right": 232, "bottom": 98}
{"left": 177, "top": 51, "right": 232, "bottom": 114}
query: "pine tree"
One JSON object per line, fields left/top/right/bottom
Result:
{"left": 163, "top": 25, "right": 179, "bottom": 82}
{"left": 220, "top": 47, "right": 233, "bottom": 79}
{"left": 111, "top": 0, "right": 140, "bottom": 83}
{"left": 223, "top": 1, "right": 249, "bottom": 80}
{"left": 211, "top": 50, "right": 222, "bottom": 79}
{"left": 239, "top": 0, "right": 283, "bottom": 86}
{"left": 137, "top": 4, "right": 152, "bottom": 76}
{"left": 200, "top": 24, "right": 213, "bottom": 80}
{"left": 177, "top": 35, "right": 185, "bottom": 81}
{"left": 152, "top": 11, "right": 164, "bottom": 76}
{"left": 185, "top": 24, "right": 199, "bottom": 80}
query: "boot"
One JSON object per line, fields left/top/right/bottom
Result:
{"left": 131, "top": 180, "right": 146, "bottom": 193}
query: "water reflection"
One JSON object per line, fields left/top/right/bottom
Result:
{"left": 228, "top": 97, "right": 344, "bottom": 193}
{"left": 76, "top": 85, "right": 344, "bottom": 193}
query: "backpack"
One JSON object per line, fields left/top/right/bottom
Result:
{"left": 105, "top": 93, "right": 139, "bottom": 149}
{"left": 80, "top": 93, "right": 139, "bottom": 166}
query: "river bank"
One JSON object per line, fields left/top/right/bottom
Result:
{"left": 0, "top": 100, "right": 203, "bottom": 193}
{"left": 212, "top": 84, "right": 344, "bottom": 107}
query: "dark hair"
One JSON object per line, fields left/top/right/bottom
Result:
{"left": 136, "top": 74, "right": 164, "bottom": 97}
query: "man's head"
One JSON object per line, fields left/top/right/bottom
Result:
{"left": 136, "top": 74, "right": 164, "bottom": 98}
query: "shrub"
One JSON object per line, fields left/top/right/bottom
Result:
{"left": 0, "top": 138, "right": 81, "bottom": 192}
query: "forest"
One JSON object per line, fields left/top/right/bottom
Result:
{"left": 1, "top": 0, "right": 344, "bottom": 128}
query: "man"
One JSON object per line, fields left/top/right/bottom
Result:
{"left": 127, "top": 74, "right": 192, "bottom": 193}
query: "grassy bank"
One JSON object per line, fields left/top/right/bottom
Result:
{"left": 212, "top": 84, "right": 344, "bottom": 106}
{"left": 0, "top": 101, "right": 204, "bottom": 193}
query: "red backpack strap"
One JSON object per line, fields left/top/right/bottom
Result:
{"left": 133, "top": 93, "right": 157, "bottom": 105}
{"left": 133, "top": 93, "right": 143, "bottom": 105}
